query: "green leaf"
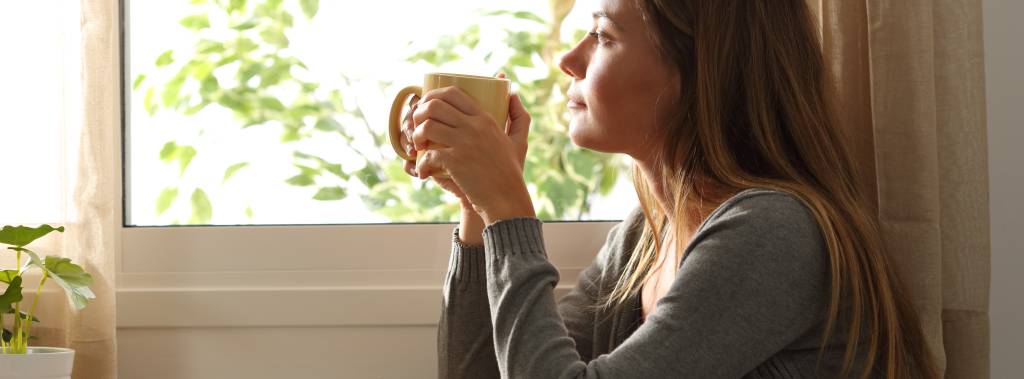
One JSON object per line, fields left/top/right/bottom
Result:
{"left": 484, "top": 10, "right": 546, "bottom": 24}
{"left": 180, "top": 14, "right": 211, "bottom": 30}
{"left": 222, "top": 162, "right": 249, "bottom": 184}
{"left": 280, "top": 127, "right": 301, "bottom": 142}
{"left": 314, "top": 118, "right": 342, "bottom": 132}
{"left": 312, "top": 186, "right": 346, "bottom": 200}
{"left": 159, "top": 141, "right": 179, "bottom": 161}
{"left": 162, "top": 74, "right": 186, "bottom": 108}
{"left": 0, "top": 309, "right": 39, "bottom": 322}
{"left": 356, "top": 166, "right": 382, "bottom": 188}
{"left": 199, "top": 76, "right": 220, "bottom": 97}
{"left": 0, "top": 276, "right": 22, "bottom": 313}
{"left": 39, "top": 255, "right": 95, "bottom": 310}
{"left": 160, "top": 142, "right": 197, "bottom": 175}
{"left": 260, "top": 60, "right": 291, "bottom": 86}
{"left": 258, "top": 97, "right": 285, "bottom": 112}
{"left": 285, "top": 174, "right": 315, "bottom": 186}
{"left": 144, "top": 87, "right": 158, "bottom": 115}
{"left": 227, "top": 0, "right": 247, "bottom": 13}
{"left": 300, "top": 0, "right": 319, "bottom": 19}
{"left": 178, "top": 146, "right": 197, "bottom": 175}
{"left": 189, "top": 189, "right": 213, "bottom": 224}
{"left": 230, "top": 19, "right": 259, "bottom": 30}
{"left": 197, "top": 40, "right": 226, "bottom": 54}
{"left": 0, "top": 270, "right": 17, "bottom": 284}
{"left": 155, "top": 187, "right": 178, "bottom": 216}
{"left": 133, "top": 74, "right": 146, "bottom": 90}
{"left": 324, "top": 164, "right": 346, "bottom": 179}
{"left": 155, "top": 50, "right": 174, "bottom": 67}
{"left": 259, "top": 26, "right": 289, "bottom": 48}
{"left": 190, "top": 60, "right": 215, "bottom": 80}
{"left": 0, "top": 225, "right": 64, "bottom": 248}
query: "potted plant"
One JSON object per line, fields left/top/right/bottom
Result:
{"left": 0, "top": 225, "right": 95, "bottom": 379}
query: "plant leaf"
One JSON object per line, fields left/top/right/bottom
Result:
{"left": 0, "top": 225, "right": 64, "bottom": 248}
{"left": 0, "top": 309, "right": 39, "bottom": 322}
{"left": 285, "top": 174, "right": 314, "bottom": 186}
{"left": 300, "top": 0, "right": 319, "bottom": 19}
{"left": 313, "top": 186, "right": 346, "bottom": 201}
{"left": 189, "top": 189, "right": 213, "bottom": 224}
{"left": 156, "top": 187, "right": 178, "bottom": 216}
{"left": 0, "top": 270, "right": 18, "bottom": 284}
{"left": 0, "top": 276, "right": 23, "bottom": 313}
{"left": 180, "top": 14, "right": 211, "bottom": 30}
{"left": 228, "top": 0, "right": 247, "bottom": 13}
{"left": 222, "top": 162, "right": 249, "bottom": 184}
{"left": 144, "top": 87, "right": 159, "bottom": 115}
{"left": 34, "top": 255, "right": 95, "bottom": 310}
{"left": 133, "top": 74, "right": 146, "bottom": 90}
{"left": 177, "top": 146, "right": 197, "bottom": 175}
{"left": 155, "top": 50, "right": 174, "bottom": 67}
{"left": 259, "top": 26, "right": 289, "bottom": 48}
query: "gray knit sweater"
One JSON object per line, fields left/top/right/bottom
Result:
{"left": 438, "top": 188, "right": 880, "bottom": 378}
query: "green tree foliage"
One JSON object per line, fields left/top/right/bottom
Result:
{"left": 137, "top": 0, "right": 624, "bottom": 223}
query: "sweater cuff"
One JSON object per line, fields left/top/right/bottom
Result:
{"left": 447, "top": 227, "right": 487, "bottom": 291}
{"left": 482, "top": 217, "right": 546, "bottom": 257}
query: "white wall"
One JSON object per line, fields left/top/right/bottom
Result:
{"left": 984, "top": 1, "right": 1024, "bottom": 378}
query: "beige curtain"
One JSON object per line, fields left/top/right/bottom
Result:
{"left": 33, "top": 0, "right": 121, "bottom": 378}
{"left": 813, "top": 0, "right": 990, "bottom": 377}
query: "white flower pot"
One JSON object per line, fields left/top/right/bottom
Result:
{"left": 0, "top": 347, "right": 75, "bottom": 379}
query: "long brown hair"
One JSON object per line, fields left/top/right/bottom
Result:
{"left": 596, "top": 1, "right": 939, "bottom": 377}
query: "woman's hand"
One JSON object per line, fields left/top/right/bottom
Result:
{"left": 400, "top": 91, "right": 475, "bottom": 210}
{"left": 408, "top": 78, "right": 536, "bottom": 225}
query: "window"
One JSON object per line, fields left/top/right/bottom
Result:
{"left": 118, "top": 0, "right": 624, "bottom": 312}
{"left": 125, "top": 0, "right": 635, "bottom": 227}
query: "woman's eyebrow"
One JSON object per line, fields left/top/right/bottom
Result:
{"left": 592, "top": 10, "right": 624, "bottom": 31}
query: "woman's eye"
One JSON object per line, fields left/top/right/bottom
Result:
{"left": 587, "top": 31, "right": 609, "bottom": 45}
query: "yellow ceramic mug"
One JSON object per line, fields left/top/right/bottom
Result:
{"left": 388, "top": 72, "right": 511, "bottom": 179}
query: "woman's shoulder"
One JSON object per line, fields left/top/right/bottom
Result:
{"left": 698, "top": 187, "right": 820, "bottom": 235}
{"left": 602, "top": 187, "right": 822, "bottom": 262}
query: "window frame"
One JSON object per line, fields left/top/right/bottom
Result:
{"left": 117, "top": 0, "right": 626, "bottom": 328}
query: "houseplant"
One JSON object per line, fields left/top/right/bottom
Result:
{"left": 0, "top": 224, "right": 95, "bottom": 379}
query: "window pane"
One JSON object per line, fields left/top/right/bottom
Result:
{"left": 126, "top": 0, "right": 634, "bottom": 226}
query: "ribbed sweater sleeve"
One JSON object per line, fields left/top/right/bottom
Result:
{"left": 438, "top": 228, "right": 499, "bottom": 379}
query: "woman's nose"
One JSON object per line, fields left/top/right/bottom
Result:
{"left": 558, "top": 44, "right": 585, "bottom": 79}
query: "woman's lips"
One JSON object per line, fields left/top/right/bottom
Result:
{"left": 568, "top": 99, "right": 587, "bottom": 109}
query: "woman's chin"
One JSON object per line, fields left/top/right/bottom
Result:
{"left": 567, "top": 122, "right": 606, "bottom": 152}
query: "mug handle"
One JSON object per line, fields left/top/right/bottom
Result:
{"left": 388, "top": 85, "right": 423, "bottom": 161}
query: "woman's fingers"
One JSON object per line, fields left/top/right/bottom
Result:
{"left": 412, "top": 96, "right": 473, "bottom": 132}
{"left": 402, "top": 95, "right": 419, "bottom": 156}
{"left": 418, "top": 86, "right": 484, "bottom": 118}
{"left": 411, "top": 119, "right": 458, "bottom": 151}
{"left": 404, "top": 158, "right": 417, "bottom": 177}
{"left": 414, "top": 149, "right": 445, "bottom": 180}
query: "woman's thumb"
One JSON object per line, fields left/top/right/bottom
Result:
{"left": 506, "top": 93, "right": 531, "bottom": 146}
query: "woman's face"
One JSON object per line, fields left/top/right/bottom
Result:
{"left": 558, "top": 0, "right": 680, "bottom": 160}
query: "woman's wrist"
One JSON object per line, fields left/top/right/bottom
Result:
{"left": 458, "top": 202, "right": 485, "bottom": 246}
{"left": 479, "top": 193, "right": 536, "bottom": 226}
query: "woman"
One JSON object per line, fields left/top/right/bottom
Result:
{"left": 401, "top": 0, "right": 938, "bottom": 378}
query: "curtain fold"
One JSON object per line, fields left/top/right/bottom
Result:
{"left": 813, "top": 0, "right": 991, "bottom": 377}
{"left": 32, "top": 0, "right": 121, "bottom": 377}
{"left": 67, "top": 0, "right": 120, "bottom": 377}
